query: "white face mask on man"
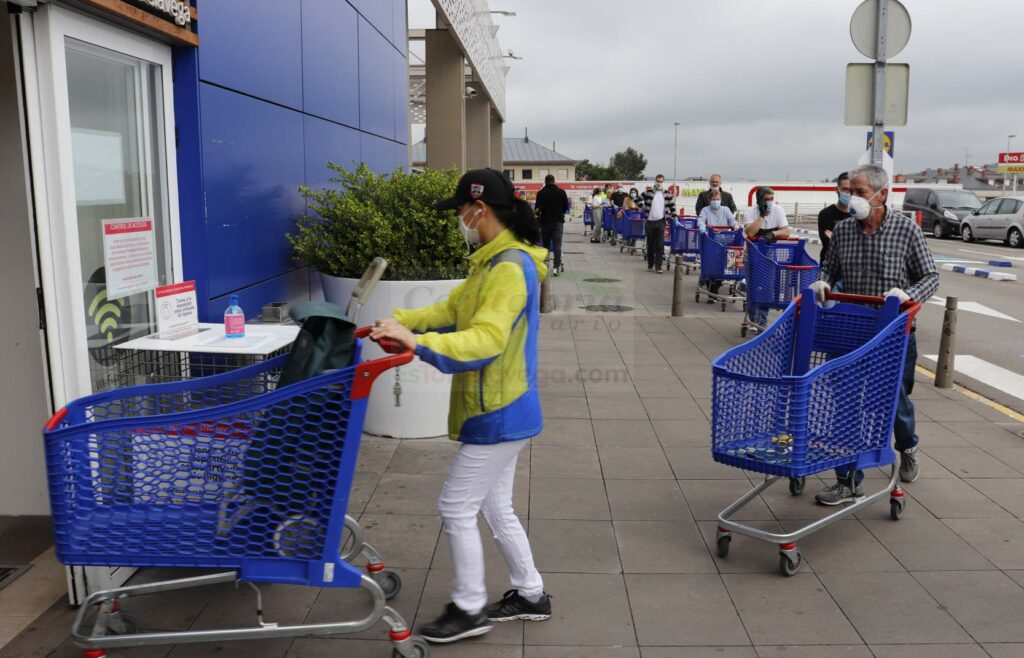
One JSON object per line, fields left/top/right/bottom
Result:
{"left": 848, "top": 188, "right": 883, "bottom": 221}
{"left": 459, "top": 206, "right": 484, "bottom": 245}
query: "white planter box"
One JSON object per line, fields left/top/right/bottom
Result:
{"left": 320, "top": 273, "right": 463, "bottom": 439}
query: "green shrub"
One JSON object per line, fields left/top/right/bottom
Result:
{"left": 289, "top": 163, "right": 468, "bottom": 281}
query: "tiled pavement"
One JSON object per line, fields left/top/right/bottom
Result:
{"left": 4, "top": 228, "right": 1024, "bottom": 657}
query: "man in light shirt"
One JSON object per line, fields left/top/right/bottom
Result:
{"left": 743, "top": 186, "right": 790, "bottom": 240}
{"left": 697, "top": 188, "right": 738, "bottom": 301}
{"left": 640, "top": 174, "right": 676, "bottom": 273}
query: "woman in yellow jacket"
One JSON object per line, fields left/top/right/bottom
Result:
{"left": 371, "top": 168, "right": 552, "bottom": 644}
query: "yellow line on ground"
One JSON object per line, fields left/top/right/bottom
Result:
{"left": 915, "top": 364, "right": 1024, "bottom": 423}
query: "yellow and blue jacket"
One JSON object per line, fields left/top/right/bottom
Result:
{"left": 394, "top": 229, "right": 548, "bottom": 444}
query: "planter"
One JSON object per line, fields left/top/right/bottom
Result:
{"left": 320, "top": 273, "right": 463, "bottom": 439}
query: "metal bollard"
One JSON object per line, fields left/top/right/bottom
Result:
{"left": 671, "top": 255, "right": 685, "bottom": 317}
{"left": 934, "top": 296, "right": 958, "bottom": 388}
{"left": 540, "top": 255, "right": 554, "bottom": 313}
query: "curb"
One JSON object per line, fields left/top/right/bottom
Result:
{"left": 988, "top": 259, "right": 1014, "bottom": 268}
{"left": 940, "top": 263, "right": 1018, "bottom": 281}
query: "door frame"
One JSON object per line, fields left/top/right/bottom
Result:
{"left": 26, "top": 3, "right": 183, "bottom": 410}
{"left": 20, "top": 3, "right": 183, "bottom": 604}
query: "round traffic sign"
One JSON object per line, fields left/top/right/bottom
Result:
{"left": 850, "top": 0, "right": 911, "bottom": 60}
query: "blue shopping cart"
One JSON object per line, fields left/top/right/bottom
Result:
{"left": 695, "top": 228, "right": 746, "bottom": 311}
{"left": 42, "top": 327, "right": 430, "bottom": 656}
{"left": 583, "top": 205, "right": 594, "bottom": 235}
{"left": 711, "top": 292, "right": 921, "bottom": 576}
{"left": 618, "top": 210, "right": 646, "bottom": 255}
{"left": 741, "top": 237, "right": 819, "bottom": 337}
{"left": 669, "top": 217, "right": 701, "bottom": 273}
{"left": 601, "top": 205, "right": 615, "bottom": 241}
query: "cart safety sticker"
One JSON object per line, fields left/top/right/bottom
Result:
{"left": 323, "top": 562, "right": 335, "bottom": 583}
{"left": 726, "top": 248, "right": 745, "bottom": 271}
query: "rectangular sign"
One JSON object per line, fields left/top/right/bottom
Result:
{"left": 998, "top": 152, "right": 1024, "bottom": 174}
{"left": 102, "top": 218, "right": 158, "bottom": 300}
{"left": 155, "top": 280, "right": 198, "bottom": 339}
{"left": 844, "top": 63, "right": 909, "bottom": 126}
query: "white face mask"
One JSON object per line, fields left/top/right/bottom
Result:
{"left": 654, "top": 181, "right": 664, "bottom": 190}
{"left": 848, "top": 189, "right": 883, "bottom": 220}
{"left": 459, "top": 206, "right": 483, "bottom": 245}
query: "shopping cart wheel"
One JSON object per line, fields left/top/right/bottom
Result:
{"left": 890, "top": 498, "right": 905, "bottom": 521}
{"left": 393, "top": 636, "right": 430, "bottom": 658}
{"left": 716, "top": 534, "right": 731, "bottom": 558}
{"left": 694, "top": 291, "right": 701, "bottom": 303}
{"left": 740, "top": 324, "right": 748, "bottom": 338}
{"left": 721, "top": 302, "right": 727, "bottom": 312}
{"left": 778, "top": 550, "right": 803, "bottom": 577}
{"left": 108, "top": 612, "right": 139, "bottom": 636}
{"left": 378, "top": 570, "right": 402, "bottom": 600}
{"left": 788, "top": 477, "right": 806, "bottom": 496}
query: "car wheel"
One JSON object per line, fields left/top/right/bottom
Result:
{"left": 1008, "top": 227, "right": 1023, "bottom": 249}
{"left": 961, "top": 224, "right": 975, "bottom": 243}
{"left": 932, "top": 222, "right": 945, "bottom": 239}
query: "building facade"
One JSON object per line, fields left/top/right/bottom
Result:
{"left": 413, "top": 136, "right": 575, "bottom": 181}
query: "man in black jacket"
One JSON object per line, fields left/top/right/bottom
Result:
{"left": 535, "top": 174, "right": 570, "bottom": 275}
{"left": 816, "top": 172, "right": 851, "bottom": 262}
{"left": 695, "top": 174, "right": 737, "bottom": 216}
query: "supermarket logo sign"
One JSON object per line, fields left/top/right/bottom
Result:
{"left": 129, "top": 0, "right": 192, "bottom": 27}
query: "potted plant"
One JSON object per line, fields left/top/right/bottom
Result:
{"left": 289, "top": 163, "right": 466, "bottom": 438}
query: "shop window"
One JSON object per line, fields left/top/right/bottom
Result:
{"left": 504, "top": 169, "right": 515, "bottom": 180}
{"left": 522, "top": 168, "right": 533, "bottom": 180}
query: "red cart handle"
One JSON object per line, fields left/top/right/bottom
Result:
{"left": 352, "top": 326, "right": 415, "bottom": 399}
{"left": 785, "top": 265, "right": 815, "bottom": 270}
{"left": 44, "top": 406, "right": 68, "bottom": 432}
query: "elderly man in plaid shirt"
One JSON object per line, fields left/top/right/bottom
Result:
{"left": 808, "top": 164, "right": 939, "bottom": 506}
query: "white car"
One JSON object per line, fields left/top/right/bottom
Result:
{"left": 960, "top": 196, "right": 1024, "bottom": 247}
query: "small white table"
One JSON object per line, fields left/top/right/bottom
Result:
{"left": 111, "top": 322, "right": 299, "bottom": 385}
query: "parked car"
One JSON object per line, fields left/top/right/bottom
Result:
{"left": 959, "top": 195, "right": 1024, "bottom": 247}
{"left": 902, "top": 187, "right": 982, "bottom": 239}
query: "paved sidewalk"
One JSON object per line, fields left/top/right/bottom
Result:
{"left": 4, "top": 228, "right": 1024, "bottom": 657}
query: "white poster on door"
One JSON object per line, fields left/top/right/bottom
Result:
{"left": 102, "top": 218, "right": 158, "bottom": 300}
{"left": 155, "top": 280, "right": 199, "bottom": 339}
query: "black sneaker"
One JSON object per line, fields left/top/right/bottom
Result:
{"left": 485, "top": 589, "right": 552, "bottom": 622}
{"left": 418, "top": 603, "right": 492, "bottom": 644}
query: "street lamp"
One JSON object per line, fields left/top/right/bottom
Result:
{"left": 1005, "top": 134, "right": 1017, "bottom": 193}
{"left": 501, "top": 50, "right": 522, "bottom": 60}
{"left": 673, "top": 122, "right": 680, "bottom": 198}
{"left": 480, "top": 10, "right": 517, "bottom": 16}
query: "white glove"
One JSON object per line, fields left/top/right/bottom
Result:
{"left": 808, "top": 280, "right": 831, "bottom": 304}
{"left": 884, "top": 288, "right": 911, "bottom": 304}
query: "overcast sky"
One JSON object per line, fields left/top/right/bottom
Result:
{"left": 410, "top": 0, "right": 1024, "bottom": 181}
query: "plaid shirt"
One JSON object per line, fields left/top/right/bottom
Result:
{"left": 819, "top": 210, "right": 939, "bottom": 302}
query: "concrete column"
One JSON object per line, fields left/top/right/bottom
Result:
{"left": 490, "top": 115, "right": 504, "bottom": 171}
{"left": 465, "top": 94, "right": 491, "bottom": 170}
{"left": 424, "top": 28, "right": 465, "bottom": 171}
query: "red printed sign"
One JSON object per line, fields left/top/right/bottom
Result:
{"left": 155, "top": 280, "right": 198, "bottom": 339}
{"left": 101, "top": 218, "right": 157, "bottom": 300}
{"left": 999, "top": 152, "right": 1024, "bottom": 164}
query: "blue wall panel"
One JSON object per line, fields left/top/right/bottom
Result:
{"left": 393, "top": 51, "right": 408, "bottom": 144}
{"left": 198, "top": 0, "right": 303, "bottom": 110}
{"left": 304, "top": 116, "right": 361, "bottom": 190}
{"left": 350, "top": 0, "right": 393, "bottom": 45}
{"left": 200, "top": 84, "right": 305, "bottom": 299}
{"left": 361, "top": 133, "right": 398, "bottom": 175}
{"left": 392, "top": 0, "right": 407, "bottom": 53}
{"left": 358, "top": 17, "right": 395, "bottom": 140}
{"left": 203, "top": 268, "right": 310, "bottom": 321}
{"left": 301, "top": 0, "right": 359, "bottom": 127}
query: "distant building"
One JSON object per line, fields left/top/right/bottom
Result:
{"left": 413, "top": 137, "right": 576, "bottom": 182}
{"left": 895, "top": 163, "right": 1017, "bottom": 200}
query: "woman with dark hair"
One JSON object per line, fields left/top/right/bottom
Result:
{"left": 371, "top": 168, "right": 551, "bottom": 644}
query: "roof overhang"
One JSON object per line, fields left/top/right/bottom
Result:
{"left": 427, "top": 0, "right": 507, "bottom": 120}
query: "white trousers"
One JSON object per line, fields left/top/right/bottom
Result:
{"left": 437, "top": 439, "right": 544, "bottom": 614}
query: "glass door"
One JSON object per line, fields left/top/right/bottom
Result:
{"left": 27, "top": 4, "right": 181, "bottom": 602}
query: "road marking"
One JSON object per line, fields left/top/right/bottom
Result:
{"left": 959, "top": 248, "right": 1024, "bottom": 262}
{"left": 940, "top": 263, "right": 1018, "bottom": 281}
{"left": 921, "top": 355, "right": 1024, "bottom": 403}
{"left": 933, "top": 256, "right": 983, "bottom": 264}
{"left": 916, "top": 365, "right": 1024, "bottom": 422}
{"left": 928, "top": 297, "right": 1020, "bottom": 322}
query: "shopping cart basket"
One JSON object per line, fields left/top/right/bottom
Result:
{"left": 583, "top": 205, "right": 594, "bottom": 235}
{"left": 42, "top": 328, "right": 431, "bottom": 656}
{"left": 669, "top": 217, "right": 700, "bottom": 273}
{"left": 695, "top": 229, "right": 746, "bottom": 310}
{"left": 711, "top": 291, "right": 921, "bottom": 576}
{"left": 617, "top": 210, "right": 646, "bottom": 255}
{"left": 741, "top": 238, "right": 819, "bottom": 337}
{"left": 601, "top": 205, "right": 615, "bottom": 241}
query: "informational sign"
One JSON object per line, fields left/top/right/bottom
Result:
{"left": 850, "top": 0, "right": 912, "bottom": 59}
{"left": 998, "top": 152, "right": 1024, "bottom": 174}
{"left": 844, "top": 63, "right": 909, "bottom": 126}
{"left": 866, "top": 131, "right": 895, "bottom": 157}
{"left": 155, "top": 280, "right": 199, "bottom": 339}
{"left": 102, "top": 219, "right": 158, "bottom": 300}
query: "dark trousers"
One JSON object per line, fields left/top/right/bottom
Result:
{"left": 541, "top": 222, "right": 564, "bottom": 270}
{"left": 645, "top": 220, "right": 665, "bottom": 269}
{"left": 836, "top": 333, "right": 919, "bottom": 486}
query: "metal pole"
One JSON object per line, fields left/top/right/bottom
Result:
{"left": 934, "top": 296, "right": 957, "bottom": 389}
{"left": 870, "top": 0, "right": 889, "bottom": 166}
{"left": 671, "top": 255, "right": 685, "bottom": 317}
{"left": 673, "top": 122, "right": 680, "bottom": 194}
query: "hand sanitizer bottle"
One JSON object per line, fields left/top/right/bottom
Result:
{"left": 224, "top": 294, "right": 245, "bottom": 339}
